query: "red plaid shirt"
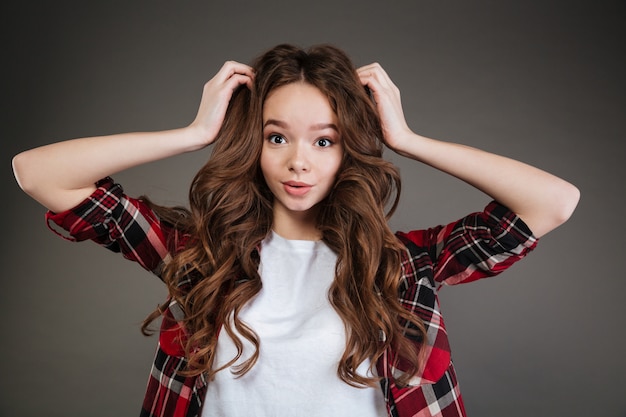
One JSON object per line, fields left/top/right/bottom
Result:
{"left": 47, "top": 177, "right": 537, "bottom": 417}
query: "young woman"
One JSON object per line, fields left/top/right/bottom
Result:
{"left": 12, "top": 44, "right": 579, "bottom": 417}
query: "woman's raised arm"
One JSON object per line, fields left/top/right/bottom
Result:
{"left": 358, "top": 63, "right": 580, "bottom": 238}
{"left": 12, "top": 61, "right": 254, "bottom": 213}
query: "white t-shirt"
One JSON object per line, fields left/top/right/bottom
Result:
{"left": 202, "top": 231, "right": 387, "bottom": 416}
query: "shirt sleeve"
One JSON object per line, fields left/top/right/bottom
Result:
{"left": 397, "top": 201, "right": 538, "bottom": 287}
{"left": 45, "top": 177, "right": 180, "bottom": 278}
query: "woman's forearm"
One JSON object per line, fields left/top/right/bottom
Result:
{"left": 393, "top": 132, "right": 580, "bottom": 238}
{"left": 12, "top": 126, "right": 202, "bottom": 213}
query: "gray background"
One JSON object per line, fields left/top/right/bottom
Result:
{"left": 2, "top": 1, "right": 625, "bottom": 416}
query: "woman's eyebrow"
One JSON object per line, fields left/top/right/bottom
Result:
{"left": 263, "top": 119, "right": 338, "bottom": 132}
{"left": 311, "top": 123, "right": 339, "bottom": 132}
{"left": 263, "top": 119, "right": 288, "bottom": 129}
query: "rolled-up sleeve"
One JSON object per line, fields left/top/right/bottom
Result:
{"left": 400, "top": 201, "right": 538, "bottom": 287}
{"left": 45, "top": 177, "right": 177, "bottom": 277}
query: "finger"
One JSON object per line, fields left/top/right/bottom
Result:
{"left": 357, "top": 63, "right": 387, "bottom": 79}
{"left": 360, "top": 72, "right": 401, "bottom": 106}
{"left": 357, "top": 72, "right": 382, "bottom": 96}
{"left": 217, "top": 61, "right": 255, "bottom": 83}
{"left": 357, "top": 67, "right": 378, "bottom": 90}
{"left": 357, "top": 62, "right": 383, "bottom": 72}
{"left": 224, "top": 73, "right": 254, "bottom": 91}
{"left": 358, "top": 70, "right": 384, "bottom": 97}
{"left": 357, "top": 63, "right": 395, "bottom": 89}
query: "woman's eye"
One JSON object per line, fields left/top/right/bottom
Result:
{"left": 268, "top": 134, "right": 285, "bottom": 144}
{"left": 316, "top": 138, "right": 332, "bottom": 147}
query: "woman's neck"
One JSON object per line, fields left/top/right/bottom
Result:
{"left": 272, "top": 205, "right": 321, "bottom": 241}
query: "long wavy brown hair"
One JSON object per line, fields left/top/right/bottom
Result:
{"left": 142, "top": 44, "right": 426, "bottom": 387}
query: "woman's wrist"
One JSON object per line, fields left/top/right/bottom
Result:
{"left": 180, "top": 124, "right": 215, "bottom": 152}
{"left": 387, "top": 130, "right": 428, "bottom": 160}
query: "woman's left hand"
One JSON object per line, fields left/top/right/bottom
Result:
{"left": 357, "top": 63, "right": 413, "bottom": 152}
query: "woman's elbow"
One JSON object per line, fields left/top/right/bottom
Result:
{"left": 536, "top": 182, "right": 581, "bottom": 237}
{"left": 12, "top": 150, "right": 52, "bottom": 202}
{"left": 523, "top": 181, "right": 580, "bottom": 238}
{"left": 555, "top": 182, "right": 581, "bottom": 226}
{"left": 12, "top": 151, "right": 35, "bottom": 194}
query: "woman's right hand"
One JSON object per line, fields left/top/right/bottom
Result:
{"left": 187, "top": 61, "right": 255, "bottom": 149}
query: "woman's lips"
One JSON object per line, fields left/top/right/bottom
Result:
{"left": 283, "top": 181, "right": 312, "bottom": 196}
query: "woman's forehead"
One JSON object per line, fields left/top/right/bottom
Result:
{"left": 262, "top": 83, "right": 338, "bottom": 125}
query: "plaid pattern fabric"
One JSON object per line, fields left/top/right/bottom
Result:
{"left": 46, "top": 178, "right": 537, "bottom": 417}
{"left": 377, "top": 202, "right": 537, "bottom": 416}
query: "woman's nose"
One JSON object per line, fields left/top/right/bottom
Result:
{"left": 288, "top": 142, "right": 309, "bottom": 172}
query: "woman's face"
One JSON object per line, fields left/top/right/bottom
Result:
{"left": 261, "top": 82, "right": 343, "bottom": 230}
